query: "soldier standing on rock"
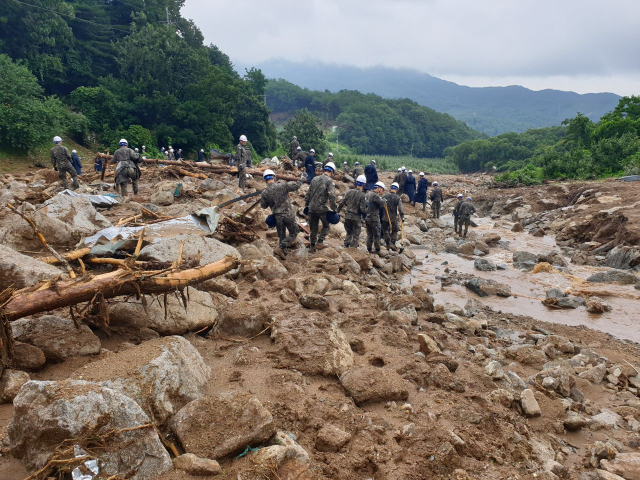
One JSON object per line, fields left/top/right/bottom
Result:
{"left": 236, "top": 135, "right": 251, "bottom": 189}
{"left": 365, "top": 181, "right": 387, "bottom": 255}
{"left": 323, "top": 152, "right": 334, "bottom": 166}
{"left": 113, "top": 139, "right": 140, "bottom": 196}
{"left": 352, "top": 162, "right": 364, "bottom": 178}
{"left": 50, "top": 136, "right": 79, "bottom": 190}
{"left": 382, "top": 182, "right": 405, "bottom": 251}
{"left": 294, "top": 146, "right": 306, "bottom": 169}
{"left": 430, "top": 181, "right": 443, "bottom": 218}
{"left": 304, "top": 162, "right": 337, "bottom": 252}
{"left": 457, "top": 197, "right": 476, "bottom": 238}
{"left": 337, "top": 174, "right": 367, "bottom": 248}
{"left": 289, "top": 136, "right": 299, "bottom": 160}
{"left": 260, "top": 169, "right": 303, "bottom": 259}
{"left": 342, "top": 162, "right": 350, "bottom": 176}
{"left": 453, "top": 193, "right": 464, "bottom": 233}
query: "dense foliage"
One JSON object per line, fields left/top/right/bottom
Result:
{"left": 267, "top": 79, "right": 484, "bottom": 158}
{"left": 279, "top": 110, "right": 328, "bottom": 155}
{"left": 447, "top": 97, "right": 640, "bottom": 183}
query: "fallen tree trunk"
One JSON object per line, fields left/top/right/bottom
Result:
{"left": 141, "top": 158, "right": 301, "bottom": 181}
{"left": 3, "top": 256, "right": 239, "bottom": 322}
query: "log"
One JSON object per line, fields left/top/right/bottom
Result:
{"left": 42, "top": 248, "right": 92, "bottom": 264}
{"left": 3, "top": 256, "right": 239, "bottom": 322}
{"left": 141, "top": 158, "right": 301, "bottom": 181}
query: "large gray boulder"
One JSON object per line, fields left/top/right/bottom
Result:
{"left": 10, "top": 315, "right": 101, "bottom": 362}
{"left": 108, "top": 288, "right": 218, "bottom": 335}
{"left": 512, "top": 251, "right": 539, "bottom": 271}
{"left": 0, "top": 244, "right": 62, "bottom": 291}
{"left": 340, "top": 366, "right": 410, "bottom": 406}
{"left": 587, "top": 269, "right": 638, "bottom": 285}
{"left": 606, "top": 246, "right": 640, "bottom": 270}
{"left": 73, "top": 336, "right": 210, "bottom": 424}
{"left": 138, "top": 234, "right": 240, "bottom": 266}
{"left": 8, "top": 380, "right": 172, "bottom": 479}
{"left": 464, "top": 277, "right": 511, "bottom": 297}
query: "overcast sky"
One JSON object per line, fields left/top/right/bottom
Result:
{"left": 182, "top": 0, "right": 640, "bottom": 95}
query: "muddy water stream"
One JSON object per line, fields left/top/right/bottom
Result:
{"left": 405, "top": 214, "right": 640, "bottom": 343}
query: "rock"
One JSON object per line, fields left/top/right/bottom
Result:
{"left": 171, "top": 391, "right": 275, "bottom": 459}
{"left": 198, "top": 277, "right": 239, "bottom": 298}
{"left": 596, "top": 470, "right": 627, "bottom": 480}
{"left": 513, "top": 251, "right": 539, "bottom": 271}
{"left": 543, "top": 335, "right": 576, "bottom": 354}
{"left": 12, "top": 342, "right": 46, "bottom": 371}
{"left": 138, "top": 234, "right": 239, "bottom": 266}
{"left": 108, "top": 288, "right": 218, "bottom": 335}
{"left": 579, "top": 363, "right": 608, "bottom": 384}
{"left": 0, "top": 369, "right": 30, "bottom": 404}
{"left": 8, "top": 380, "right": 172, "bottom": 478}
{"left": 299, "top": 294, "right": 330, "bottom": 310}
{"left": 0, "top": 245, "right": 62, "bottom": 291}
{"left": 557, "top": 296, "right": 586, "bottom": 309}
{"left": 485, "top": 360, "right": 505, "bottom": 380}
{"left": 150, "top": 190, "right": 174, "bottom": 205}
{"left": 173, "top": 453, "right": 221, "bottom": 476}
{"left": 521, "top": 389, "right": 542, "bottom": 417}
{"left": 512, "top": 222, "right": 525, "bottom": 232}
{"left": 251, "top": 431, "right": 311, "bottom": 477}
{"left": 457, "top": 242, "right": 475, "bottom": 256}
{"left": 505, "top": 345, "right": 547, "bottom": 366}
{"left": 606, "top": 246, "right": 640, "bottom": 270}
{"left": 444, "top": 237, "right": 458, "bottom": 253}
{"left": 73, "top": 336, "right": 210, "bottom": 424}
{"left": 600, "top": 453, "right": 640, "bottom": 480}
{"left": 411, "top": 285, "right": 435, "bottom": 312}
{"left": 340, "top": 366, "right": 409, "bottom": 406}
{"left": 487, "top": 388, "right": 514, "bottom": 407}
{"left": 11, "top": 315, "right": 101, "bottom": 362}
{"left": 592, "top": 409, "right": 624, "bottom": 429}
{"left": 464, "top": 298, "right": 485, "bottom": 316}
{"left": 271, "top": 313, "right": 354, "bottom": 376}
{"left": 464, "top": 277, "right": 511, "bottom": 297}
{"left": 418, "top": 219, "right": 429, "bottom": 232}
{"left": 506, "top": 371, "right": 527, "bottom": 391}
{"left": 587, "top": 296, "right": 612, "bottom": 314}
{"left": 315, "top": 424, "right": 352, "bottom": 452}
{"left": 530, "top": 366, "right": 575, "bottom": 397}
{"left": 215, "top": 300, "right": 270, "bottom": 337}
{"left": 209, "top": 189, "right": 235, "bottom": 206}
{"left": 418, "top": 334, "right": 441, "bottom": 355}
{"left": 483, "top": 233, "right": 501, "bottom": 246}
{"left": 44, "top": 194, "right": 112, "bottom": 234}
{"left": 474, "top": 258, "right": 497, "bottom": 271}
{"left": 587, "top": 269, "right": 638, "bottom": 285}
{"left": 199, "top": 178, "right": 225, "bottom": 191}
{"left": 242, "top": 254, "right": 289, "bottom": 281}
{"left": 564, "top": 411, "right": 589, "bottom": 431}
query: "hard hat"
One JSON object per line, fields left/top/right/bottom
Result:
{"left": 354, "top": 162, "right": 360, "bottom": 165}
{"left": 375, "top": 181, "right": 386, "bottom": 190}
{"left": 391, "top": 182, "right": 399, "bottom": 189}
{"left": 408, "top": 170, "right": 413, "bottom": 173}
{"left": 169, "top": 148, "right": 174, "bottom": 152}
{"left": 293, "top": 136, "right": 297, "bottom": 140}
{"left": 72, "top": 149, "right": 77, "bottom": 153}
{"left": 178, "top": 149, "right": 182, "bottom": 152}
{"left": 401, "top": 166, "right": 406, "bottom": 171}
{"left": 356, "top": 175, "right": 366, "bottom": 185}
{"left": 119, "top": 139, "right": 128, "bottom": 145}
{"left": 239, "top": 135, "right": 247, "bottom": 142}
{"left": 397, "top": 168, "right": 402, "bottom": 172}
{"left": 53, "top": 136, "right": 62, "bottom": 143}
{"left": 297, "top": 146, "right": 302, "bottom": 151}
{"left": 343, "top": 162, "right": 347, "bottom": 165}
{"left": 263, "top": 169, "right": 276, "bottom": 179}
{"left": 134, "top": 148, "right": 139, "bottom": 152}
{"left": 142, "top": 145, "right": 146, "bottom": 148}
{"left": 310, "top": 149, "right": 315, "bottom": 154}
{"left": 371, "top": 160, "right": 376, "bottom": 164}
{"left": 200, "top": 149, "right": 204, "bottom": 152}
{"left": 467, "top": 197, "right": 472, "bottom": 201}
{"left": 457, "top": 193, "right": 463, "bottom": 198}
{"left": 328, "top": 152, "right": 333, "bottom": 157}
{"left": 433, "top": 181, "right": 438, "bottom": 186}
{"left": 419, "top": 172, "right": 425, "bottom": 176}
{"left": 324, "top": 161, "right": 336, "bottom": 172}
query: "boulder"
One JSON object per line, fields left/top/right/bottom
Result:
{"left": 485, "top": 360, "right": 505, "bottom": 380}
{"left": 251, "top": 431, "right": 311, "bottom": 478}
{"left": 0, "top": 369, "right": 30, "bottom": 404}
{"left": 418, "top": 334, "right": 441, "bottom": 355}
{"left": 73, "top": 336, "right": 210, "bottom": 424}
{"left": 579, "top": 363, "right": 607, "bottom": 384}
{"left": 215, "top": 300, "right": 270, "bottom": 337}
{"left": 587, "top": 269, "right": 638, "bottom": 285}
{"left": 150, "top": 190, "right": 174, "bottom": 206}
{"left": 529, "top": 366, "right": 575, "bottom": 397}
{"left": 138, "top": 234, "right": 239, "bottom": 266}
{"left": 340, "top": 366, "right": 409, "bottom": 406}
{"left": 483, "top": 233, "right": 501, "bottom": 246}
{"left": 505, "top": 345, "right": 547, "bottom": 366}
{"left": 241, "top": 254, "right": 289, "bottom": 281}
{"left": 587, "top": 296, "right": 612, "bottom": 314}
{"left": 8, "top": 380, "right": 172, "bottom": 478}
{"left": 316, "top": 425, "right": 352, "bottom": 452}
{"left": 591, "top": 409, "right": 624, "bottom": 430}
{"left": 474, "top": 258, "right": 497, "bottom": 271}
{"left": 487, "top": 388, "right": 514, "bottom": 407}
{"left": 44, "top": 194, "right": 112, "bottom": 235}
{"left": 173, "top": 454, "right": 221, "bottom": 476}
{"left": 10, "top": 315, "right": 101, "bottom": 362}
{"left": 170, "top": 391, "right": 275, "bottom": 459}
{"left": 464, "top": 277, "right": 511, "bottom": 297}
{"left": 198, "top": 277, "right": 239, "bottom": 298}
{"left": 209, "top": 189, "right": 235, "bottom": 207}
{"left": 513, "top": 251, "right": 539, "bottom": 271}
{"left": 108, "top": 288, "right": 218, "bottom": 335}
{"left": 457, "top": 243, "right": 475, "bottom": 256}
{"left": 199, "top": 178, "right": 226, "bottom": 191}
{"left": 12, "top": 342, "right": 46, "bottom": 371}
{"left": 600, "top": 453, "right": 640, "bottom": 480}
{"left": 521, "top": 389, "right": 542, "bottom": 417}
{"left": 271, "top": 313, "right": 354, "bottom": 376}
{"left": 300, "top": 294, "right": 330, "bottom": 310}
{"left": 606, "top": 246, "right": 640, "bottom": 270}
{"left": 564, "top": 411, "right": 589, "bottom": 431}
{"left": 284, "top": 274, "right": 341, "bottom": 296}
{"left": 0, "top": 245, "right": 62, "bottom": 291}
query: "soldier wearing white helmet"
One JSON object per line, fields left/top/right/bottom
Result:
{"left": 341, "top": 161, "right": 350, "bottom": 176}
{"left": 289, "top": 136, "right": 299, "bottom": 160}
{"left": 304, "top": 161, "right": 337, "bottom": 251}
{"left": 352, "top": 161, "right": 364, "bottom": 178}
{"left": 260, "top": 169, "right": 303, "bottom": 259}
{"left": 323, "top": 152, "right": 333, "bottom": 166}
{"left": 430, "top": 181, "right": 444, "bottom": 218}
{"left": 236, "top": 135, "right": 251, "bottom": 189}
{"left": 337, "top": 174, "right": 367, "bottom": 248}
{"left": 168, "top": 148, "right": 175, "bottom": 161}
{"left": 382, "top": 182, "right": 405, "bottom": 251}
{"left": 112, "top": 138, "right": 141, "bottom": 196}
{"left": 50, "top": 136, "right": 79, "bottom": 190}
{"left": 453, "top": 193, "right": 464, "bottom": 232}
{"left": 364, "top": 181, "right": 387, "bottom": 254}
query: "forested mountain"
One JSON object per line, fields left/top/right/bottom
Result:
{"left": 250, "top": 59, "right": 621, "bottom": 136}
{"left": 267, "top": 79, "right": 484, "bottom": 158}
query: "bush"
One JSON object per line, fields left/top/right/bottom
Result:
{"left": 495, "top": 165, "right": 544, "bottom": 186}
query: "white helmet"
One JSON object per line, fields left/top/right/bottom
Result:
{"left": 296, "top": 146, "right": 302, "bottom": 151}
{"left": 142, "top": 145, "right": 146, "bottom": 148}
{"left": 401, "top": 166, "right": 406, "bottom": 171}
{"left": 397, "top": 168, "right": 402, "bottom": 172}
{"left": 375, "top": 181, "right": 386, "bottom": 190}
{"left": 371, "top": 160, "right": 376, "bottom": 164}
{"left": 72, "top": 149, "right": 77, "bottom": 153}
{"left": 419, "top": 172, "right": 425, "bottom": 176}
{"left": 457, "top": 193, "right": 463, "bottom": 198}
{"left": 200, "top": 149, "right": 204, "bottom": 152}
{"left": 239, "top": 135, "right": 247, "bottom": 142}
{"left": 119, "top": 138, "right": 128, "bottom": 145}
{"left": 343, "top": 162, "right": 347, "bottom": 165}
{"left": 433, "top": 181, "right": 438, "bottom": 186}
{"left": 53, "top": 136, "right": 62, "bottom": 143}
{"left": 408, "top": 170, "right": 413, "bottom": 173}
{"left": 310, "top": 149, "right": 315, "bottom": 154}
{"left": 263, "top": 169, "right": 276, "bottom": 179}
{"left": 135, "top": 148, "right": 139, "bottom": 152}
{"left": 328, "top": 152, "right": 333, "bottom": 157}
{"left": 391, "top": 182, "right": 399, "bottom": 189}
{"left": 169, "top": 148, "right": 174, "bottom": 152}
{"left": 356, "top": 175, "right": 366, "bottom": 184}
{"left": 354, "top": 162, "right": 360, "bottom": 165}
{"left": 324, "top": 161, "right": 336, "bottom": 172}
{"left": 293, "top": 136, "right": 297, "bottom": 140}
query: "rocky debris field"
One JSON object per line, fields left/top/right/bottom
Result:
{"left": 0, "top": 165, "right": 639, "bottom": 480}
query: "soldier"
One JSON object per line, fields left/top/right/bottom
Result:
{"left": 113, "top": 138, "right": 140, "bottom": 196}
{"left": 304, "top": 161, "right": 337, "bottom": 251}
{"left": 382, "top": 182, "right": 405, "bottom": 251}
{"left": 365, "top": 181, "right": 387, "bottom": 255}
{"left": 50, "top": 136, "right": 79, "bottom": 190}
{"left": 337, "top": 174, "right": 367, "bottom": 248}
{"left": 430, "top": 181, "right": 443, "bottom": 218}
{"left": 236, "top": 135, "right": 251, "bottom": 189}
{"left": 71, "top": 149, "right": 82, "bottom": 175}
{"left": 364, "top": 160, "right": 378, "bottom": 191}
{"left": 289, "top": 136, "right": 299, "bottom": 160}
{"left": 398, "top": 167, "right": 407, "bottom": 191}
{"left": 305, "top": 149, "right": 317, "bottom": 184}
{"left": 168, "top": 148, "right": 176, "bottom": 161}
{"left": 342, "top": 161, "right": 350, "bottom": 176}
{"left": 323, "top": 152, "right": 334, "bottom": 166}
{"left": 352, "top": 161, "right": 364, "bottom": 178}
{"left": 404, "top": 170, "right": 416, "bottom": 204}
{"left": 260, "top": 169, "right": 303, "bottom": 259}
{"left": 198, "top": 149, "right": 205, "bottom": 162}
{"left": 415, "top": 172, "right": 429, "bottom": 211}
{"left": 141, "top": 145, "right": 146, "bottom": 156}
{"left": 453, "top": 193, "right": 464, "bottom": 233}
{"left": 393, "top": 168, "right": 403, "bottom": 186}
{"left": 175, "top": 148, "right": 183, "bottom": 160}
{"left": 294, "top": 146, "right": 306, "bottom": 169}
{"left": 457, "top": 197, "right": 476, "bottom": 237}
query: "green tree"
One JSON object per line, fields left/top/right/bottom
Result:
{"left": 280, "top": 109, "right": 327, "bottom": 155}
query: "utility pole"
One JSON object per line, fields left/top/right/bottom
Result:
{"left": 336, "top": 132, "right": 339, "bottom": 154}
{"left": 410, "top": 144, "right": 414, "bottom": 157}
{"left": 165, "top": 7, "right": 170, "bottom": 26}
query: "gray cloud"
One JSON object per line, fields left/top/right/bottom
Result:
{"left": 182, "top": 0, "right": 640, "bottom": 94}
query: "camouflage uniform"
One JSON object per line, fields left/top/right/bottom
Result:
{"left": 342, "top": 165, "right": 351, "bottom": 176}
{"left": 430, "top": 186, "right": 443, "bottom": 218}
{"left": 236, "top": 143, "right": 251, "bottom": 189}
{"left": 50, "top": 145, "right": 79, "bottom": 190}
{"left": 352, "top": 165, "right": 364, "bottom": 177}
{"left": 364, "top": 191, "right": 386, "bottom": 253}
{"left": 289, "top": 139, "right": 299, "bottom": 160}
{"left": 382, "top": 192, "right": 404, "bottom": 247}
{"left": 294, "top": 150, "right": 307, "bottom": 169}
{"left": 304, "top": 174, "right": 337, "bottom": 247}
{"left": 453, "top": 199, "right": 464, "bottom": 232}
{"left": 261, "top": 180, "right": 302, "bottom": 248}
{"left": 457, "top": 200, "right": 476, "bottom": 237}
{"left": 113, "top": 146, "right": 140, "bottom": 196}
{"left": 337, "top": 188, "right": 366, "bottom": 247}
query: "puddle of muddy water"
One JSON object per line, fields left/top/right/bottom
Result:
{"left": 405, "top": 215, "right": 640, "bottom": 343}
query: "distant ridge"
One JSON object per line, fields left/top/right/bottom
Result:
{"left": 245, "top": 59, "right": 621, "bottom": 135}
